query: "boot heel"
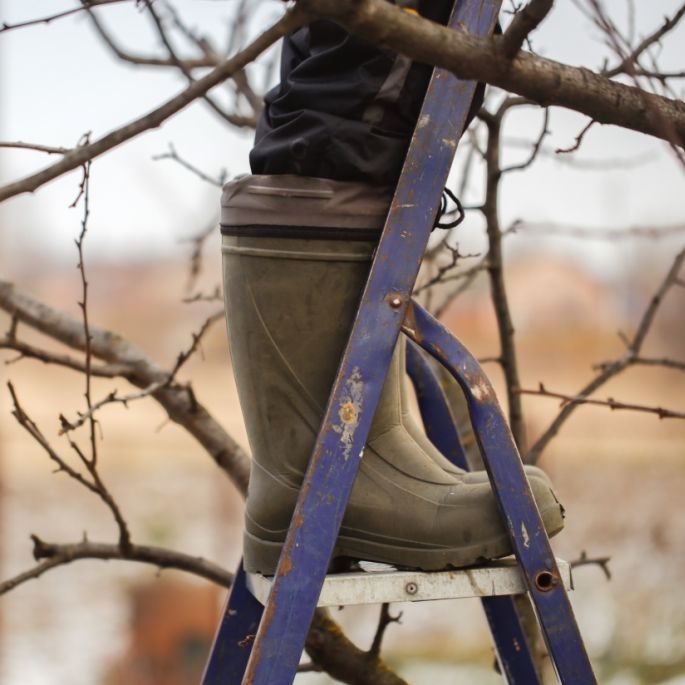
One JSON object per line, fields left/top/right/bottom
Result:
{"left": 242, "top": 531, "right": 284, "bottom": 576}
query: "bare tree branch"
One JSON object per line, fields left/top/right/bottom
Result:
{"left": 501, "top": 105, "right": 550, "bottom": 173}
{"left": 0, "top": 6, "right": 309, "bottom": 204}
{"left": 0, "top": 531, "right": 408, "bottom": 685}
{"left": 8, "top": 382, "right": 133, "bottom": 550}
{"left": 527, "top": 245, "right": 685, "bottom": 462}
{"left": 57, "top": 309, "right": 223, "bottom": 434}
{"left": 296, "top": 0, "right": 685, "bottom": 146}
{"left": 0, "top": 536, "right": 233, "bottom": 597}
{"left": 482, "top": 102, "right": 527, "bottom": 450}
{"left": 0, "top": 281, "right": 251, "bottom": 494}
{"left": 83, "top": 2, "right": 219, "bottom": 69}
{"left": 8, "top": 382, "right": 99, "bottom": 495}
{"left": 603, "top": 3, "right": 685, "bottom": 78}
{"left": 142, "top": 0, "right": 257, "bottom": 128}
{"left": 163, "top": 0, "right": 263, "bottom": 115}
{"left": 305, "top": 609, "right": 410, "bottom": 685}
{"left": 583, "top": 0, "right": 685, "bottom": 168}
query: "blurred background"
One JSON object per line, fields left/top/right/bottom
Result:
{"left": 1, "top": 1, "right": 684, "bottom": 684}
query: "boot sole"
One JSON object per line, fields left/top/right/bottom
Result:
{"left": 243, "top": 502, "right": 564, "bottom": 576}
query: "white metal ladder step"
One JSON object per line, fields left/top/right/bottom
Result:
{"left": 246, "top": 559, "right": 572, "bottom": 608}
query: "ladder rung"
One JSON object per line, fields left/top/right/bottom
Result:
{"left": 246, "top": 559, "right": 572, "bottom": 608}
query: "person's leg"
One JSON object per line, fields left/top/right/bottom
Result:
{"left": 221, "top": 175, "right": 564, "bottom": 575}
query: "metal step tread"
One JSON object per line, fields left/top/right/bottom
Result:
{"left": 246, "top": 559, "right": 572, "bottom": 608}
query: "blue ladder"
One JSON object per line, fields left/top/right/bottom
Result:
{"left": 202, "top": 1, "right": 597, "bottom": 682}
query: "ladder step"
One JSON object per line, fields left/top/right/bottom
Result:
{"left": 246, "top": 559, "right": 572, "bottom": 608}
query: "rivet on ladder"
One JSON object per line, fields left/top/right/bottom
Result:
{"left": 388, "top": 294, "right": 403, "bottom": 309}
{"left": 405, "top": 582, "right": 418, "bottom": 596}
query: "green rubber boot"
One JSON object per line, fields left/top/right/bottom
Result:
{"left": 221, "top": 175, "right": 564, "bottom": 575}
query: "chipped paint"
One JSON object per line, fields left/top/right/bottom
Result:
{"left": 339, "top": 401, "right": 357, "bottom": 424}
{"left": 521, "top": 522, "right": 530, "bottom": 548}
{"left": 334, "top": 367, "right": 364, "bottom": 461}
{"left": 465, "top": 373, "right": 496, "bottom": 405}
{"left": 417, "top": 114, "right": 431, "bottom": 129}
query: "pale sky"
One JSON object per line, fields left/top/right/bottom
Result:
{"left": 1, "top": 0, "right": 684, "bottom": 277}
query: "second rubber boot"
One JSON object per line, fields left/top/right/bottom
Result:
{"left": 221, "top": 175, "right": 564, "bottom": 575}
{"left": 372, "top": 335, "right": 556, "bottom": 489}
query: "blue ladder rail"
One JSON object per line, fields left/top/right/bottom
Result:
{"left": 403, "top": 303, "right": 595, "bottom": 683}
{"left": 202, "top": 0, "right": 597, "bottom": 682}
{"left": 405, "top": 341, "right": 543, "bottom": 684}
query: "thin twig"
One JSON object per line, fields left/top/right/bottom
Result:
{"left": 511, "top": 221, "right": 685, "bottom": 241}
{"left": 183, "top": 287, "right": 223, "bottom": 304}
{"left": 369, "top": 604, "right": 403, "bottom": 657}
{"left": 517, "top": 383, "right": 685, "bottom": 420}
{"left": 602, "top": 3, "right": 685, "bottom": 78}
{"left": 631, "top": 356, "right": 685, "bottom": 373}
{"left": 415, "top": 245, "right": 481, "bottom": 295}
{"left": 0, "top": 280, "right": 251, "bottom": 494}
{"left": 501, "top": 106, "right": 550, "bottom": 173}
{"left": 570, "top": 550, "right": 612, "bottom": 580}
{"left": 8, "top": 382, "right": 99, "bottom": 495}
{"left": 9, "top": 380, "right": 133, "bottom": 548}
{"left": 164, "top": 0, "right": 263, "bottom": 114}
{"left": 0, "top": 0, "right": 130, "bottom": 34}
{"left": 84, "top": 2, "right": 219, "bottom": 69}
{"left": 143, "top": 0, "right": 256, "bottom": 128}
{"left": 74, "top": 160, "right": 98, "bottom": 464}
{"left": 0, "top": 141, "right": 72, "bottom": 155}
{"left": 152, "top": 143, "right": 226, "bottom": 187}
{"left": 58, "top": 310, "right": 223, "bottom": 433}
{"left": 501, "top": 0, "right": 554, "bottom": 58}
{"left": 182, "top": 218, "right": 219, "bottom": 293}
{"left": 555, "top": 119, "right": 596, "bottom": 154}
{"left": 585, "top": 0, "right": 685, "bottom": 167}
{"left": 502, "top": 134, "right": 655, "bottom": 169}
{"left": 1, "top": 338, "right": 129, "bottom": 377}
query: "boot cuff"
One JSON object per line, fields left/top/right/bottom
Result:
{"left": 221, "top": 174, "right": 393, "bottom": 230}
